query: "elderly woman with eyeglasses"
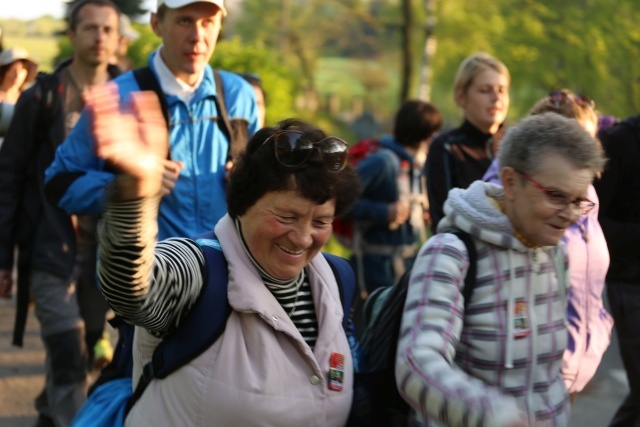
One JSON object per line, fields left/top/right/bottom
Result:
{"left": 484, "top": 90, "right": 613, "bottom": 399}
{"left": 396, "top": 112, "right": 605, "bottom": 426}
{"left": 86, "top": 85, "right": 360, "bottom": 426}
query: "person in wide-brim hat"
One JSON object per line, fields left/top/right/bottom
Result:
{"left": 0, "top": 46, "right": 38, "bottom": 134}
{"left": 0, "top": 47, "right": 38, "bottom": 100}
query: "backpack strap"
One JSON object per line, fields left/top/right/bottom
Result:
{"left": 132, "top": 67, "right": 238, "bottom": 162}
{"left": 34, "top": 72, "right": 63, "bottom": 151}
{"left": 127, "top": 245, "right": 354, "bottom": 411}
{"left": 212, "top": 70, "right": 236, "bottom": 161}
{"left": 322, "top": 252, "right": 355, "bottom": 332}
{"left": 442, "top": 229, "right": 477, "bottom": 310}
{"left": 128, "top": 230, "right": 231, "bottom": 411}
{"left": 132, "top": 66, "right": 171, "bottom": 129}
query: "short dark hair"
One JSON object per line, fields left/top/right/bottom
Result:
{"left": 393, "top": 100, "right": 443, "bottom": 148}
{"left": 227, "top": 118, "right": 360, "bottom": 218}
{"left": 69, "top": 0, "right": 121, "bottom": 32}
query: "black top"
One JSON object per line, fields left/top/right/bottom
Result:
{"left": 593, "top": 115, "right": 640, "bottom": 282}
{"left": 424, "top": 120, "right": 499, "bottom": 232}
{"left": 0, "top": 60, "right": 121, "bottom": 277}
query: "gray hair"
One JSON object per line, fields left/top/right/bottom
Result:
{"left": 497, "top": 112, "right": 605, "bottom": 176}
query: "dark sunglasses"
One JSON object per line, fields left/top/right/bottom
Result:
{"left": 548, "top": 90, "right": 595, "bottom": 110}
{"left": 262, "top": 130, "right": 349, "bottom": 173}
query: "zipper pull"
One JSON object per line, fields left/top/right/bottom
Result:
{"left": 531, "top": 249, "right": 539, "bottom": 273}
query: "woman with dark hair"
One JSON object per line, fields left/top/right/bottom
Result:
{"left": 87, "top": 84, "right": 360, "bottom": 426}
{"left": 345, "top": 100, "right": 442, "bottom": 296}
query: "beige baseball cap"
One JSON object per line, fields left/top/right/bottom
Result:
{"left": 157, "top": 0, "right": 227, "bottom": 16}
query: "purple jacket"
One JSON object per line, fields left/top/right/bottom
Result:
{"left": 484, "top": 162, "right": 613, "bottom": 393}
{"left": 561, "top": 185, "right": 613, "bottom": 393}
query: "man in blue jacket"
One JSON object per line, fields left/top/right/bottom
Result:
{"left": 45, "top": 0, "right": 259, "bottom": 240}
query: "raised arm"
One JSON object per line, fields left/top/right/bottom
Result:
{"left": 89, "top": 84, "right": 204, "bottom": 335}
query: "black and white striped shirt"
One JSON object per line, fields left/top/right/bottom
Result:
{"left": 235, "top": 219, "right": 318, "bottom": 348}
{"left": 98, "top": 197, "right": 318, "bottom": 347}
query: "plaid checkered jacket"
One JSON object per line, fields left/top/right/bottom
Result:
{"left": 396, "top": 181, "right": 571, "bottom": 426}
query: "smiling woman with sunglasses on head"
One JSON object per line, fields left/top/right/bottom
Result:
{"left": 396, "top": 113, "right": 605, "bottom": 426}
{"left": 84, "top": 84, "right": 360, "bottom": 426}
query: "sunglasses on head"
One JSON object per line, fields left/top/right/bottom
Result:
{"left": 548, "top": 90, "right": 595, "bottom": 110}
{"left": 262, "top": 130, "right": 349, "bottom": 173}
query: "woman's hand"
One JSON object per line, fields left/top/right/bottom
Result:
{"left": 86, "top": 83, "right": 169, "bottom": 199}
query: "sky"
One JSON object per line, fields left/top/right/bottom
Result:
{"left": 3, "top": 0, "right": 157, "bottom": 20}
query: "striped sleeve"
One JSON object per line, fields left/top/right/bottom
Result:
{"left": 394, "top": 233, "right": 521, "bottom": 426}
{"left": 97, "top": 196, "right": 206, "bottom": 337}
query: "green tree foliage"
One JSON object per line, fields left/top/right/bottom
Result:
{"left": 211, "top": 37, "right": 298, "bottom": 126}
{"left": 55, "top": 38, "right": 73, "bottom": 66}
{"left": 233, "top": 0, "right": 404, "bottom": 113}
{"left": 20, "top": 0, "right": 640, "bottom": 131}
{"left": 429, "top": 0, "right": 640, "bottom": 124}
{"left": 125, "top": 22, "right": 161, "bottom": 68}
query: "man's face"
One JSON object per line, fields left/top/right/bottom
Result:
{"left": 151, "top": 2, "right": 223, "bottom": 86}
{"left": 69, "top": 5, "right": 120, "bottom": 68}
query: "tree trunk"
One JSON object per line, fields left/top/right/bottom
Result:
{"left": 418, "top": 0, "right": 437, "bottom": 101}
{"left": 279, "top": 0, "right": 291, "bottom": 56}
{"left": 400, "top": 0, "right": 413, "bottom": 103}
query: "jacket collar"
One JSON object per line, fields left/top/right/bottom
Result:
{"left": 213, "top": 215, "right": 345, "bottom": 352}
{"left": 148, "top": 49, "right": 216, "bottom": 106}
{"left": 53, "top": 56, "right": 122, "bottom": 80}
{"left": 460, "top": 119, "right": 496, "bottom": 147}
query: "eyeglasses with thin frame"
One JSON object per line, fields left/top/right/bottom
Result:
{"left": 262, "top": 130, "right": 349, "bottom": 173}
{"left": 515, "top": 170, "right": 595, "bottom": 215}
{"left": 548, "top": 90, "right": 595, "bottom": 110}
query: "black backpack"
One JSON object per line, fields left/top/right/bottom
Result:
{"left": 348, "top": 229, "right": 477, "bottom": 427}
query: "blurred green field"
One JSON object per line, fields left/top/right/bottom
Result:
{"left": 4, "top": 36, "right": 61, "bottom": 72}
